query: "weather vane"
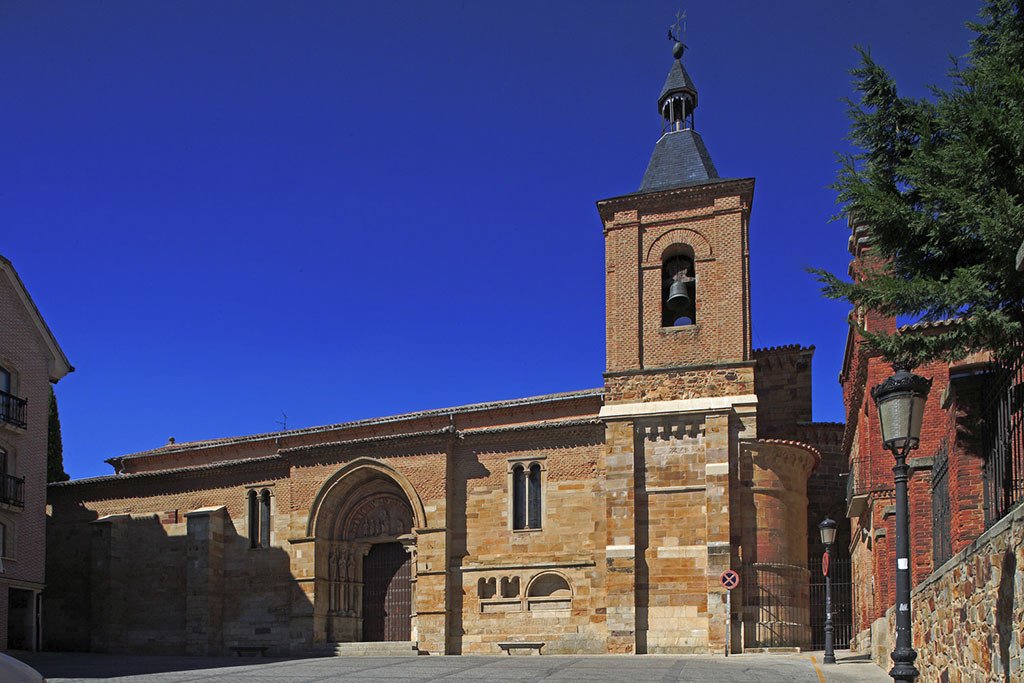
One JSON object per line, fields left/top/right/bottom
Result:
{"left": 668, "top": 9, "right": 687, "bottom": 60}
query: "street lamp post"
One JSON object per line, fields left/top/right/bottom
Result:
{"left": 818, "top": 517, "right": 837, "bottom": 665}
{"left": 870, "top": 363, "right": 932, "bottom": 683}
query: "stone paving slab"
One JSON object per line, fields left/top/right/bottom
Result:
{"left": 14, "top": 650, "right": 890, "bottom": 683}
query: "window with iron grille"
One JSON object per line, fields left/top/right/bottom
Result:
{"left": 932, "top": 439, "right": 952, "bottom": 566}
{"left": 981, "top": 340, "right": 1024, "bottom": 529}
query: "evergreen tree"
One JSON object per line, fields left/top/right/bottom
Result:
{"left": 47, "top": 386, "right": 69, "bottom": 483}
{"left": 811, "top": 0, "right": 1024, "bottom": 364}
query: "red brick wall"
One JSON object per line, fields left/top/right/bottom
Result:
{"left": 0, "top": 263, "right": 69, "bottom": 652}
{"left": 599, "top": 180, "right": 754, "bottom": 375}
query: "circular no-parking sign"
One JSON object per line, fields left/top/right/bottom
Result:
{"left": 822, "top": 552, "right": 830, "bottom": 577}
{"left": 720, "top": 569, "right": 739, "bottom": 589}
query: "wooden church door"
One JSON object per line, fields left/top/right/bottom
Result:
{"left": 361, "top": 542, "right": 412, "bottom": 641}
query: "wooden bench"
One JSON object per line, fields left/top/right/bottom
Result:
{"left": 229, "top": 645, "right": 268, "bottom": 657}
{"left": 497, "top": 641, "right": 545, "bottom": 655}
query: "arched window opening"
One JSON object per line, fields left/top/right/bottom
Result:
{"left": 662, "top": 252, "right": 696, "bottom": 327}
{"left": 247, "top": 490, "right": 259, "bottom": 549}
{"left": 500, "top": 576, "right": 520, "bottom": 598}
{"left": 477, "top": 577, "right": 496, "bottom": 599}
{"left": 526, "top": 572, "right": 572, "bottom": 611}
{"left": 259, "top": 489, "right": 271, "bottom": 548}
{"left": 512, "top": 465, "right": 526, "bottom": 530}
{"left": 527, "top": 464, "right": 542, "bottom": 529}
{"left": 527, "top": 572, "right": 571, "bottom": 598}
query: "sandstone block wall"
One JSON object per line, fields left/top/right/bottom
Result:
{"left": 446, "top": 424, "right": 605, "bottom": 655}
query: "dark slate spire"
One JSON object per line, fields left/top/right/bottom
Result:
{"left": 658, "top": 60, "right": 697, "bottom": 114}
{"left": 639, "top": 43, "right": 719, "bottom": 193}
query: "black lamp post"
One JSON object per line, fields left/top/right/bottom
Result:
{"left": 818, "top": 517, "right": 837, "bottom": 665}
{"left": 870, "top": 363, "right": 932, "bottom": 683}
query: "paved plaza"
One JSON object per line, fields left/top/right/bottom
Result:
{"left": 15, "top": 650, "right": 889, "bottom": 683}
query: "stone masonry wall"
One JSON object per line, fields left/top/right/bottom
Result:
{"left": 605, "top": 365, "right": 754, "bottom": 405}
{"left": 455, "top": 425, "right": 605, "bottom": 655}
{"left": 896, "top": 503, "right": 1024, "bottom": 683}
{"left": 752, "top": 345, "right": 813, "bottom": 438}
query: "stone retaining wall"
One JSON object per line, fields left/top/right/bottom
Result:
{"left": 882, "top": 504, "right": 1024, "bottom": 682}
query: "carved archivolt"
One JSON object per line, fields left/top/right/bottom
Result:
{"left": 343, "top": 493, "right": 413, "bottom": 541}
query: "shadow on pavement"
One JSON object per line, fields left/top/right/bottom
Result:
{"left": 13, "top": 651, "right": 291, "bottom": 679}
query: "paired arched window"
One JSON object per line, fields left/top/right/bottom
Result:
{"left": 511, "top": 462, "right": 542, "bottom": 530}
{"left": 247, "top": 488, "right": 272, "bottom": 549}
{"left": 662, "top": 249, "right": 696, "bottom": 327}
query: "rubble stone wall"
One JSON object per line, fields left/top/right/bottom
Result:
{"left": 885, "top": 504, "right": 1024, "bottom": 682}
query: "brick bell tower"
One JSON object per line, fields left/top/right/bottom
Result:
{"left": 596, "top": 43, "right": 766, "bottom": 656}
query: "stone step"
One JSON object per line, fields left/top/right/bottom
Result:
{"left": 306, "top": 641, "right": 423, "bottom": 657}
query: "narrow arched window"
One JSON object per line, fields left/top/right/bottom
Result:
{"left": 662, "top": 251, "right": 696, "bottom": 327}
{"left": 247, "top": 490, "right": 259, "bottom": 549}
{"left": 512, "top": 465, "right": 526, "bottom": 530}
{"left": 527, "top": 463, "right": 542, "bottom": 529}
{"left": 259, "top": 489, "right": 271, "bottom": 548}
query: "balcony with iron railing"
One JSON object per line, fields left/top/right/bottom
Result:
{"left": 0, "top": 473, "right": 25, "bottom": 508}
{"left": 846, "top": 456, "right": 895, "bottom": 517}
{"left": 0, "top": 390, "right": 28, "bottom": 429}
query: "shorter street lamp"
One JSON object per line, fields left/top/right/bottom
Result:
{"left": 871, "top": 363, "right": 932, "bottom": 683}
{"left": 818, "top": 517, "right": 837, "bottom": 665}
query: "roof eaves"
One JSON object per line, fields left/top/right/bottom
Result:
{"left": 109, "top": 388, "right": 605, "bottom": 462}
{"left": 0, "top": 255, "right": 74, "bottom": 381}
{"left": 49, "top": 454, "right": 287, "bottom": 489}
{"left": 598, "top": 177, "right": 754, "bottom": 206}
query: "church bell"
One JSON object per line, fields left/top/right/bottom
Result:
{"left": 667, "top": 278, "right": 693, "bottom": 312}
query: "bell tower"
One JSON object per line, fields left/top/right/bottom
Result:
{"left": 598, "top": 47, "right": 755, "bottom": 395}
{"left": 596, "top": 42, "right": 760, "bottom": 656}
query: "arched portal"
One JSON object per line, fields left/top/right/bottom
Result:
{"left": 310, "top": 462, "right": 422, "bottom": 644}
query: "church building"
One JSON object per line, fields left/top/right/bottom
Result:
{"left": 45, "top": 46, "right": 843, "bottom": 657}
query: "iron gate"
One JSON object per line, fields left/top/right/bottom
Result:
{"left": 808, "top": 556, "right": 853, "bottom": 650}
{"left": 742, "top": 559, "right": 852, "bottom": 650}
{"left": 742, "top": 563, "right": 809, "bottom": 649}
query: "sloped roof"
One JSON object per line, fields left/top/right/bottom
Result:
{"left": 0, "top": 254, "right": 73, "bottom": 382}
{"left": 638, "top": 129, "right": 719, "bottom": 193}
{"left": 658, "top": 60, "right": 697, "bottom": 110}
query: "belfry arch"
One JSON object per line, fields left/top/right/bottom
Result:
{"left": 309, "top": 460, "right": 425, "bottom": 644}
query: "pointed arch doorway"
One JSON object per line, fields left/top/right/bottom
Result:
{"left": 310, "top": 463, "right": 422, "bottom": 644}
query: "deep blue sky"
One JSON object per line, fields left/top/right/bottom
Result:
{"left": 2, "top": 1, "right": 979, "bottom": 479}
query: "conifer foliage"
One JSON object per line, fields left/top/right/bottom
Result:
{"left": 47, "top": 386, "right": 69, "bottom": 483}
{"left": 812, "top": 0, "right": 1024, "bottom": 364}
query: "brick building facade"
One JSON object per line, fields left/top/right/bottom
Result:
{"left": 46, "top": 50, "right": 844, "bottom": 657}
{"left": 0, "top": 255, "right": 73, "bottom": 652}
{"left": 840, "top": 217, "right": 1022, "bottom": 675}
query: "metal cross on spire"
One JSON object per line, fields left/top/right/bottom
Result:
{"left": 668, "top": 9, "right": 687, "bottom": 60}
